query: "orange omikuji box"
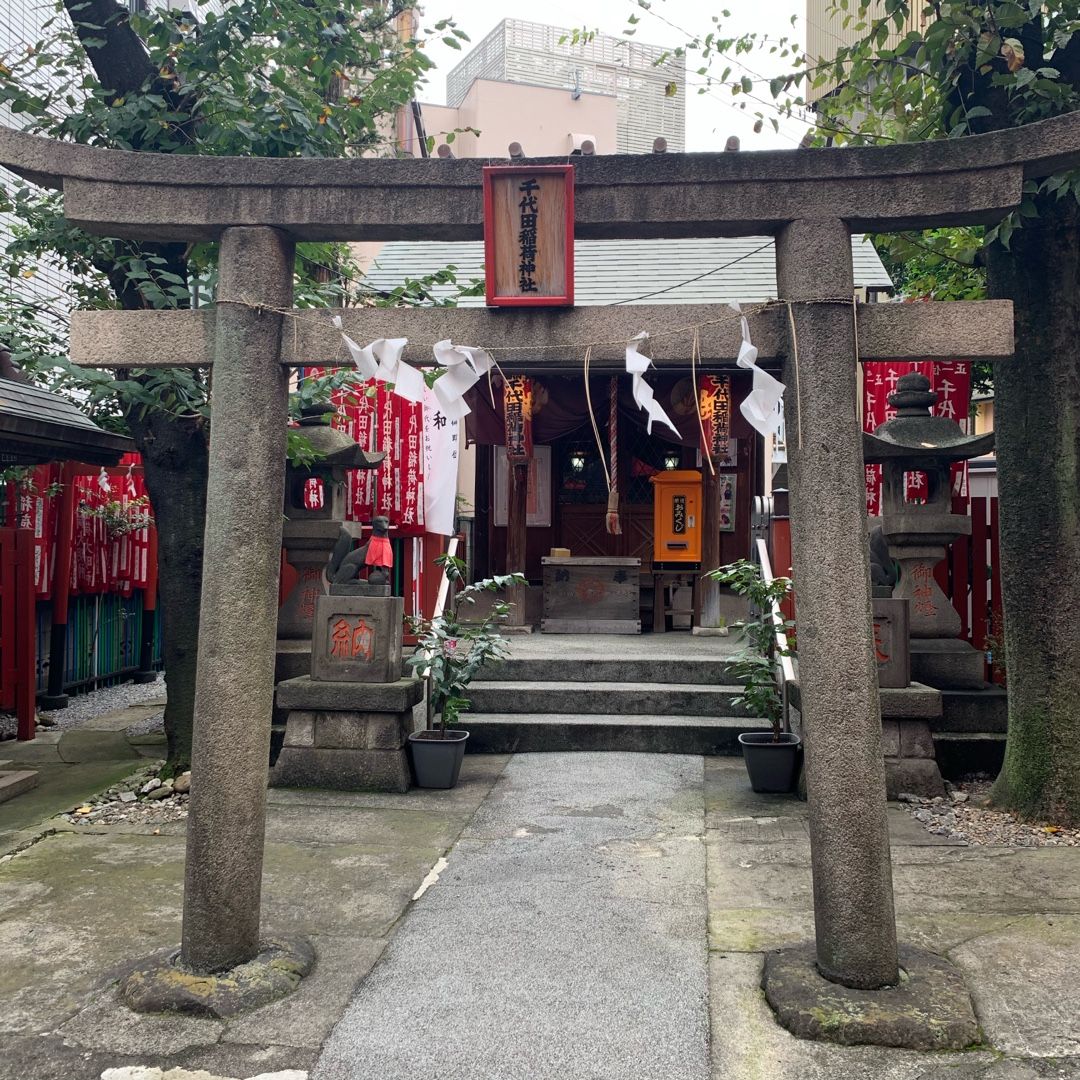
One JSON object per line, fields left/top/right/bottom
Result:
{"left": 651, "top": 470, "right": 703, "bottom": 568}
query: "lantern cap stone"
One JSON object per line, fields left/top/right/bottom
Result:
{"left": 863, "top": 373, "right": 994, "bottom": 464}
{"left": 296, "top": 403, "right": 384, "bottom": 470}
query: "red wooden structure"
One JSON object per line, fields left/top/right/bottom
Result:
{"left": 0, "top": 528, "right": 37, "bottom": 739}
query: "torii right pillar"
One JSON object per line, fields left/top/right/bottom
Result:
{"left": 776, "top": 218, "right": 899, "bottom": 989}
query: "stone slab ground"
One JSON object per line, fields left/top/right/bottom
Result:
{"left": 1, "top": 750, "right": 1078, "bottom": 1080}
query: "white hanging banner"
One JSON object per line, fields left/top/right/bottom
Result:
{"left": 731, "top": 303, "right": 786, "bottom": 439}
{"left": 626, "top": 331, "right": 680, "bottom": 437}
{"left": 422, "top": 385, "right": 460, "bottom": 536}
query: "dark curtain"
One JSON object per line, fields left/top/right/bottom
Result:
{"left": 464, "top": 373, "right": 715, "bottom": 449}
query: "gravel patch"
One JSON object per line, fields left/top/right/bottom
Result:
{"left": 57, "top": 761, "right": 190, "bottom": 828}
{"left": 899, "top": 777, "right": 1080, "bottom": 847}
{"left": 38, "top": 675, "right": 166, "bottom": 731}
{"left": 125, "top": 709, "right": 165, "bottom": 737}
{"left": 0, "top": 675, "right": 166, "bottom": 741}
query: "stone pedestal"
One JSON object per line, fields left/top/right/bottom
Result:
{"left": 872, "top": 597, "right": 910, "bottom": 689}
{"left": 311, "top": 593, "right": 404, "bottom": 684}
{"left": 880, "top": 682, "right": 946, "bottom": 798}
{"left": 910, "top": 639, "right": 986, "bottom": 691}
{"left": 271, "top": 676, "right": 423, "bottom": 792}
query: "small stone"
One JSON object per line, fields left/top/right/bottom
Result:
{"left": 950, "top": 791, "right": 969, "bottom": 804}
{"left": 139, "top": 778, "right": 162, "bottom": 795}
{"left": 897, "top": 792, "right": 921, "bottom": 803}
{"left": 119, "top": 791, "right": 137, "bottom": 803}
{"left": 75, "top": 805, "right": 93, "bottom": 816}
{"left": 172, "top": 771, "right": 191, "bottom": 794}
{"left": 145, "top": 785, "right": 172, "bottom": 801}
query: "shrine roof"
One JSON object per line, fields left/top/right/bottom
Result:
{"left": 358, "top": 236, "right": 892, "bottom": 307}
{"left": 0, "top": 377, "right": 132, "bottom": 467}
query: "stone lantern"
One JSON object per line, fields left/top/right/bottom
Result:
{"left": 863, "top": 373, "right": 994, "bottom": 690}
{"left": 276, "top": 404, "right": 384, "bottom": 682}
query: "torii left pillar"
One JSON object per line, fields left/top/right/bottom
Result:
{"left": 181, "top": 227, "right": 292, "bottom": 973}
{"left": 123, "top": 228, "right": 315, "bottom": 1012}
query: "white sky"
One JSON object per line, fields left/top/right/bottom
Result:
{"left": 414, "top": 0, "right": 816, "bottom": 151}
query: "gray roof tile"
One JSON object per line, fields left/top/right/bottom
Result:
{"left": 360, "top": 236, "right": 892, "bottom": 307}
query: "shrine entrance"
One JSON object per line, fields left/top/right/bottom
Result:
{"left": 468, "top": 369, "right": 760, "bottom": 631}
{"left": 1, "top": 106, "right": 1056, "bottom": 1015}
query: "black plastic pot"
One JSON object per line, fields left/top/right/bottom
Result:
{"left": 737, "top": 731, "right": 802, "bottom": 794}
{"left": 408, "top": 729, "right": 470, "bottom": 789}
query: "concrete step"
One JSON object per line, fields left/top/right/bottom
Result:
{"left": 464, "top": 713, "right": 771, "bottom": 755}
{"left": 0, "top": 770, "right": 39, "bottom": 805}
{"left": 480, "top": 656, "right": 737, "bottom": 685}
{"left": 933, "top": 731, "right": 1007, "bottom": 779}
{"left": 932, "top": 687, "right": 1008, "bottom": 733}
{"left": 467, "top": 680, "right": 749, "bottom": 717}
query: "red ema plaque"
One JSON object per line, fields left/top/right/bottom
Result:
{"left": 483, "top": 164, "right": 574, "bottom": 307}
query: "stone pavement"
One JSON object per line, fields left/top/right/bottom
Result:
{"left": 1, "top": 749, "right": 1078, "bottom": 1080}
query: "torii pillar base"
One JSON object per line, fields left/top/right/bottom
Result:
{"left": 762, "top": 944, "right": 979, "bottom": 1050}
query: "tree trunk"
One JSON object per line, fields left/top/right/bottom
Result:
{"left": 988, "top": 196, "right": 1080, "bottom": 825}
{"left": 126, "top": 408, "right": 208, "bottom": 773}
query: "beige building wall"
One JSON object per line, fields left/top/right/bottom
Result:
{"left": 804, "top": 0, "right": 929, "bottom": 103}
{"left": 417, "top": 80, "right": 618, "bottom": 159}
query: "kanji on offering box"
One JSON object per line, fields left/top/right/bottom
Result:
{"left": 862, "top": 360, "right": 972, "bottom": 517}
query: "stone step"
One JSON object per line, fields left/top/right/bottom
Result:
{"left": 466, "top": 680, "right": 749, "bottom": 717}
{"left": 478, "top": 656, "right": 738, "bottom": 685}
{"left": 932, "top": 687, "right": 1008, "bottom": 734}
{"left": 463, "top": 713, "right": 771, "bottom": 755}
{"left": 0, "top": 770, "right": 39, "bottom": 805}
{"left": 932, "top": 732, "right": 1007, "bottom": 780}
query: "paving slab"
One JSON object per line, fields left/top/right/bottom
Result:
{"left": 951, "top": 915, "right": 1080, "bottom": 1058}
{"left": 0, "top": 755, "right": 508, "bottom": 1079}
{"left": 313, "top": 752, "right": 711, "bottom": 1080}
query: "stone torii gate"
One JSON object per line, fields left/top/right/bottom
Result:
{"left": 1, "top": 114, "right": 1074, "bottom": 1032}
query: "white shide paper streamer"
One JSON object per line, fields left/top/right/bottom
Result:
{"left": 730, "top": 303, "right": 785, "bottom": 440}
{"left": 625, "top": 332, "right": 680, "bottom": 437}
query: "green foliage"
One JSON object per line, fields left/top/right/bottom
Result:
{"left": 662, "top": 1, "right": 1080, "bottom": 298}
{"left": 78, "top": 493, "right": 153, "bottom": 536}
{"left": 707, "top": 559, "right": 793, "bottom": 739}
{"left": 0, "top": 0, "right": 470, "bottom": 428}
{"left": 406, "top": 554, "right": 526, "bottom": 735}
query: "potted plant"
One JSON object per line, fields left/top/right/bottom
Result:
{"left": 406, "top": 554, "right": 526, "bottom": 789}
{"left": 708, "top": 559, "right": 801, "bottom": 794}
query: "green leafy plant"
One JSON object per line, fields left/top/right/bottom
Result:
{"left": 406, "top": 554, "right": 526, "bottom": 736}
{"left": 79, "top": 494, "right": 154, "bottom": 537}
{"left": 707, "top": 559, "right": 793, "bottom": 741}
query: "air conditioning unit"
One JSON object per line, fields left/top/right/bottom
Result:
{"left": 568, "top": 133, "right": 597, "bottom": 156}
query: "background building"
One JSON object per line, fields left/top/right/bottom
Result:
{"left": 405, "top": 18, "right": 685, "bottom": 158}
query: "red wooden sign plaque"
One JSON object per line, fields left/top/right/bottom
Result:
{"left": 483, "top": 164, "right": 574, "bottom": 307}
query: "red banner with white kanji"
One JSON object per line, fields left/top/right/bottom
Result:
{"left": 863, "top": 360, "right": 972, "bottom": 517}
{"left": 303, "top": 372, "right": 426, "bottom": 537}
{"left": 3, "top": 455, "right": 153, "bottom": 599}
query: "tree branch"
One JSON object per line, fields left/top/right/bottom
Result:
{"left": 61, "top": 0, "right": 157, "bottom": 100}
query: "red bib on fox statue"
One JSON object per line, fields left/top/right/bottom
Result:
{"left": 365, "top": 519, "right": 393, "bottom": 571}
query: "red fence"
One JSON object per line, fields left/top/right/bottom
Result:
{"left": 767, "top": 491, "right": 1003, "bottom": 685}
{"left": 939, "top": 493, "right": 1003, "bottom": 684}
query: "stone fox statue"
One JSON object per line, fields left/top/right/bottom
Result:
{"left": 327, "top": 515, "right": 394, "bottom": 587}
